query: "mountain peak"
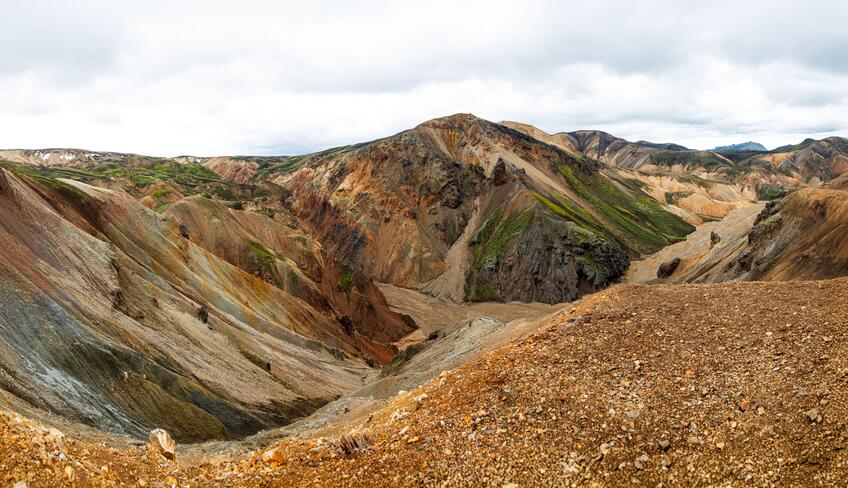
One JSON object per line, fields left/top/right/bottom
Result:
{"left": 713, "top": 141, "right": 767, "bottom": 152}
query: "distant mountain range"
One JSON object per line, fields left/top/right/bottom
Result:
{"left": 713, "top": 141, "right": 767, "bottom": 152}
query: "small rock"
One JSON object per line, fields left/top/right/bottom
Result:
{"left": 738, "top": 399, "right": 751, "bottom": 412}
{"left": 63, "top": 466, "right": 75, "bottom": 482}
{"left": 627, "top": 409, "right": 641, "bottom": 420}
{"left": 49, "top": 427, "right": 65, "bottom": 450}
{"left": 658, "top": 439, "right": 671, "bottom": 451}
{"left": 338, "top": 431, "right": 371, "bottom": 455}
{"left": 634, "top": 454, "right": 649, "bottom": 470}
{"left": 164, "top": 476, "right": 178, "bottom": 488}
{"left": 12, "top": 481, "right": 27, "bottom": 488}
{"left": 147, "top": 428, "right": 176, "bottom": 461}
{"left": 710, "top": 231, "right": 721, "bottom": 247}
{"left": 757, "top": 406, "right": 765, "bottom": 415}
{"left": 687, "top": 436, "right": 702, "bottom": 445}
{"left": 261, "top": 447, "right": 286, "bottom": 464}
{"left": 197, "top": 305, "right": 209, "bottom": 324}
{"left": 805, "top": 408, "right": 823, "bottom": 423}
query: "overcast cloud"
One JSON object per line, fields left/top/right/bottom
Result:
{"left": 1, "top": 0, "right": 846, "bottom": 155}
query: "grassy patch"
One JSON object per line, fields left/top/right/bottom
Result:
{"left": 665, "top": 191, "right": 693, "bottom": 205}
{"left": 466, "top": 205, "right": 536, "bottom": 301}
{"left": 756, "top": 184, "right": 787, "bottom": 201}
{"left": 472, "top": 206, "right": 535, "bottom": 272}
{"left": 557, "top": 164, "right": 694, "bottom": 252}
{"left": 245, "top": 240, "right": 284, "bottom": 286}
{"left": 380, "top": 343, "right": 425, "bottom": 377}
{"left": 0, "top": 159, "right": 90, "bottom": 204}
{"left": 338, "top": 265, "right": 355, "bottom": 296}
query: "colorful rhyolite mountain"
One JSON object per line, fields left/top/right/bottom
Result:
{"left": 1, "top": 114, "right": 846, "bottom": 442}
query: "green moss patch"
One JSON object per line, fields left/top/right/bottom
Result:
{"left": 338, "top": 264, "right": 355, "bottom": 296}
{"left": 556, "top": 163, "right": 694, "bottom": 253}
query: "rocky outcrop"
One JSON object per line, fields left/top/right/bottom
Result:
{"left": 465, "top": 202, "right": 629, "bottom": 303}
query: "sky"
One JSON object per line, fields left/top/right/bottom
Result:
{"left": 1, "top": 0, "right": 847, "bottom": 156}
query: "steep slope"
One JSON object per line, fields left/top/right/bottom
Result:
{"left": 716, "top": 188, "right": 848, "bottom": 281}
{"left": 3, "top": 277, "right": 847, "bottom": 486}
{"left": 273, "top": 114, "right": 694, "bottom": 304}
{"left": 629, "top": 188, "right": 848, "bottom": 284}
{"left": 0, "top": 165, "right": 410, "bottom": 442}
{"left": 164, "top": 196, "right": 414, "bottom": 356}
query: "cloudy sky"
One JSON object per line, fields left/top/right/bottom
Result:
{"left": 2, "top": 0, "right": 847, "bottom": 156}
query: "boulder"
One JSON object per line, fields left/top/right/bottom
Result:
{"left": 147, "top": 429, "right": 176, "bottom": 460}
{"left": 710, "top": 231, "right": 721, "bottom": 247}
{"left": 657, "top": 258, "right": 681, "bottom": 279}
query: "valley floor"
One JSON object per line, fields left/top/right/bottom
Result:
{"left": 3, "top": 277, "right": 847, "bottom": 487}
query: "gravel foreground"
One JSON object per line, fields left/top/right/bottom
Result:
{"left": 2, "top": 278, "right": 847, "bottom": 487}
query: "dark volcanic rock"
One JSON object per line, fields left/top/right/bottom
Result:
{"left": 657, "top": 258, "right": 681, "bottom": 278}
{"left": 466, "top": 211, "right": 630, "bottom": 304}
{"left": 490, "top": 158, "right": 510, "bottom": 186}
{"left": 710, "top": 231, "right": 721, "bottom": 247}
{"left": 197, "top": 306, "right": 209, "bottom": 324}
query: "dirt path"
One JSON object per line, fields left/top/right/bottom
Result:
{"left": 378, "top": 283, "right": 560, "bottom": 337}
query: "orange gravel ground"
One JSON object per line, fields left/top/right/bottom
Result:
{"left": 3, "top": 278, "right": 847, "bottom": 487}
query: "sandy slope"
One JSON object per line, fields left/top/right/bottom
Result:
{"left": 626, "top": 202, "right": 764, "bottom": 283}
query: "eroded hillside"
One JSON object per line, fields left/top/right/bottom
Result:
{"left": 0, "top": 165, "right": 411, "bottom": 442}
{"left": 628, "top": 187, "right": 848, "bottom": 285}
{"left": 2, "top": 277, "right": 846, "bottom": 487}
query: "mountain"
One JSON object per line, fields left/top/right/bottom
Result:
{"left": 2, "top": 114, "right": 846, "bottom": 447}
{"left": 0, "top": 161, "right": 414, "bottom": 442}
{"left": 712, "top": 141, "right": 767, "bottom": 152}
{"left": 269, "top": 114, "right": 695, "bottom": 303}
{"left": 740, "top": 136, "right": 848, "bottom": 185}
{"left": 0, "top": 114, "right": 701, "bottom": 442}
